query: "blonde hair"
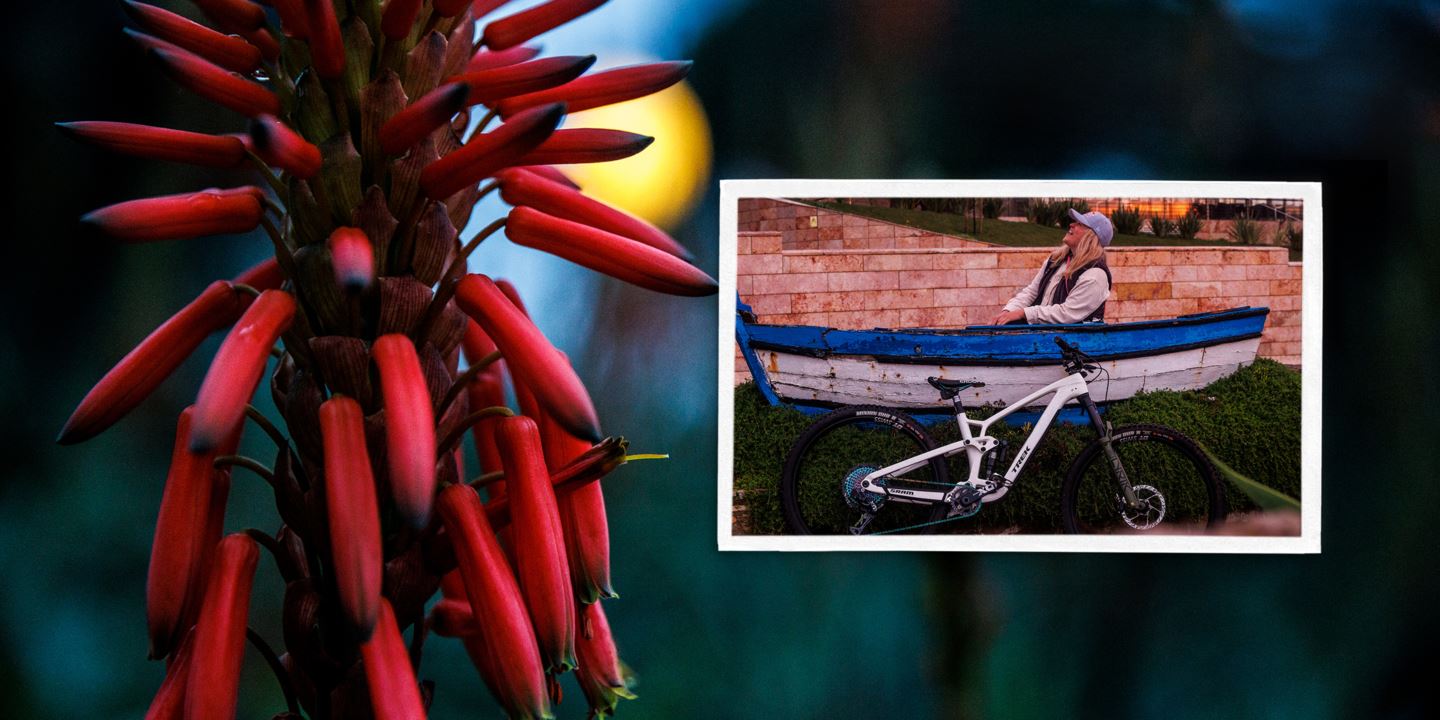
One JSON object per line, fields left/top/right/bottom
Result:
{"left": 1048, "top": 229, "right": 1106, "bottom": 279}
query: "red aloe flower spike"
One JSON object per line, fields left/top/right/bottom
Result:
{"left": 190, "top": 289, "right": 296, "bottom": 453}
{"left": 449, "top": 55, "right": 595, "bottom": 107}
{"left": 234, "top": 256, "right": 285, "bottom": 290}
{"left": 121, "top": 2, "right": 262, "bottom": 73}
{"left": 537, "top": 407, "right": 615, "bottom": 603}
{"left": 483, "top": 0, "right": 609, "bottom": 51}
{"left": 498, "top": 415, "right": 577, "bottom": 673}
{"left": 379, "top": 83, "right": 471, "bottom": 156}
{"left": 270, "top": 0, "right": 310, "bottom": 39}
{"left": 465, "top": 44, "right": 542, "bottom": 74}
{"left": 506, "top": 206, "right": 718, "bottom": 296}
{"left": 516, "top": 164, "right": 580, "bottom": 189}
{"left": 361, "top": 599, "right": 428, "bottom": 720}
{"left": 380, "top": 0, "right": 423, "bottom": 41}
{"left": 454, "top": 274, "right": 601, "bottom": 442}
{"left": 328, "top": 227, "right": 375, "bottom": 291}
{"left": 144, "top": 627, "right": 194, "bottom": 720}
{"left": 461, "top": 320, "right": 509, "bottom": 479}
{"left": 251, "top": 115, "right": 323, "bottom": 179}
{"left": 515, "top": 128, "right": 652, "bottom": 166}
{"left": 472, "top": 0, "right": 517, "bottom": 18}
{"left": 58, "top": 281, "right": 250, "bottom": 444}
{"left": 318, "top": 395, "right": 384, "bottom": 639}
{"left": 183, "top": 532, "right": 259, "bottom": 720}
{"left": 146, "top": 408, "right": 217, "bottom": 659}
{"left": 574, "top": 602, "right": 636, "bottom": 717}
{"left": 148, "top": 46, "right": 280, "bottom": 117}
{"left": 419, "top": 102, "right": 566, "bottom": 201}
{"left": 56, "top": 121, "right": 247, "bottom": 168}
{"left": 437, "top": 483, "right": 551, "bottom": 719}
{"left": 81, "top": 187, "right": 264, "bottom": 243}
{"left": 371, "top": 334, "right": 438, "bottom": 528}
{"left": 496, "top": 60, "right": 692, "bottom": 118}
{"left": 192, "top": 0, "right": 267, "bottom": 33}
{"left": 433, "top": 0, "right": 472, "bottom": 17}
{"left": 302, "top": 0, "right": 345, "bottom": 79}
{"left": 498, "top": 167, "right": 691, "bottom": 260}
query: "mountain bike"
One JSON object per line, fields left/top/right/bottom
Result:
{"left": 778, "top": 338, "right": 1226, "bottom": 535}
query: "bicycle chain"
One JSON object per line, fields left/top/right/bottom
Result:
{"left": 864, "top": 477, "right": 997, "bottom": 535}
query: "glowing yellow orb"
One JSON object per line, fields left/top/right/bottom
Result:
{"left": 561, "top": 79, "right": 713, "bottom": 232}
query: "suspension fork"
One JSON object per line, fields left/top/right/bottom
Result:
{"left": 1078, "top": 393, "right": 1142, "bottom": 510}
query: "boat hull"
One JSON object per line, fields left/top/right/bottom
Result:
{"left": 736, "top": 304, "right": 1269, "bottom": 422}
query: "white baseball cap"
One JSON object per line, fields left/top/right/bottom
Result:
{"left": 1068, "top": 209, "right": 1114, "bottom": 247}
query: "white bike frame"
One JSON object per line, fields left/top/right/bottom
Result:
{"left": 857, "top": 372, "right": 1092, "bottom": 505}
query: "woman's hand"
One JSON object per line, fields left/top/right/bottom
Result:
{"left": 991, "top": 308, "right": 1026, "bottom": 325}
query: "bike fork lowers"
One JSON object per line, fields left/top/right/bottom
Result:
{"left": 1078, "top": 393, "right": 1143, "bottom": 511}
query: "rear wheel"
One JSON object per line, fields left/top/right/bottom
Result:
{"left": 780, "top": 406, "right": 951, "bottom": 535}
{"left": 1060, "top": 424, "right": 1225, "bottom": 534}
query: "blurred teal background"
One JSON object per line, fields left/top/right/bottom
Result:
{"left": 3, "top": 0, "right": 1436, "bottom": 718}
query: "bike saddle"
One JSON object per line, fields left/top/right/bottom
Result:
{"left": 927, "top": 377, "right": 984, "bottom": 400}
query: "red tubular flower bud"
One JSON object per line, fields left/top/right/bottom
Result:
{"left": 81, "top": 187, "right": 264, "bottom": 243}
{"left": 436, "top": 484, "right": 550, "bottom": 720}
{"left": 498, "top": 167, "right": 690, "bottom": 259}
{"left": 496, "top": 61, "right": 692, "bottom": 118}
{"left": 498, "top": 416, "right": 576, "bottom": 673}
{"left": 428, "top": 597, "right": 479, "bottom": 637}
{"left": 144, "top": 627, "right": 194, "bottom": 720}
{"left": 506, "top": 206, "right": 718, "bottom": 296}
{"left": 148, "top": 46, "right": 280, "bottom": 117}
{"left": 303, "top": 0, "right": 345, "bottom": 79}
{"left": 433, "top": 0, "right": 471, "bottom": 17}
{"left": 454, "top": 274, "right": 601, "bottom": 442}
{"left": 372, "top": 334, "right": 438, "bottom": 528}
{"left": 361, "top": 599, "right": 428, "bottom": 720}
{"left": 192, "top": 0, "right": 267, "bottom": 33}
{"left": 461, "top": 321, "right": 508, "bottom": 478}
{"left": 58, "top": 281, "right": 250, "bottom": 444}
{"left": 327, "top": 227, "right": 374, "bottom": 290}
{"left": 121, "top": 2, "right": 262, "bottom": 73}
{"left": 190, "top": 290, "right": 296, "bottom": 452}
{"left": 472, "top": 0, "right": 515, "bottom": 17}
{"left": 537, "top": 409, "right": 615, "bottom": 603}
{"left": 465, "top": 44, "right": 542, "bottom": 74}
{"left": 483, "top": 0, "right": 609, "bottom": 51}
{"left": 380, "top": 0, "right": 423, "bottom": 40}
{"left": 574, "top": 602, "right": 635, "bottom": 716}
{"left": 56, "top": 121, "right": 248, "bottom": 168}
{"left": 379, "top": 82, "right": 471, "bottom": 156}
{"left": 516, "top": 164, "right": 580, "bottom": 189}
{"left": 318, "top": 396, "right": 383, "bottom": 639}
{"left": 234, "top": 256, "right": 285, "bottom": 290}
{"left": 251, "top": 115, "right": 323, "bottom": 179}
{"left": 420, "top": 102, "right": 565, "bottom": 200}
{"left": 449, "top": 55, "right": 595, "bottom": 107}
{"left": 271, "top": 0, "right": 310, "bottom": 39}
{"left": 146, "top": 408, "right": 217, "bottom": 659}
{"left": 515, "top": 128, "right": 652, "bottom": 166}
{"left": 241, "top": 27, "right": 280, "bottom": 62}
{"left": 183, "top": 533, "right": 259, "bottom": 720}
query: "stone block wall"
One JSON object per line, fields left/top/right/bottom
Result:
{"left": 736, "top": 197, "right": 988, "bottom": 252}
{"left": 735, "top": 232, "right": 1303, "bottom": 383}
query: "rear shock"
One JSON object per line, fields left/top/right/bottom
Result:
{"left": 983, "top": 440, "right": 1010, "bottom": 483}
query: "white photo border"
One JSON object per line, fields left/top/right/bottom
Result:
{"left": 716, "top": 179, "right": 1322, "bottom": 553}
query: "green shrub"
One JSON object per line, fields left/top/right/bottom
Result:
{"left": 1066, "top": 198, "right": 1091, "bottom": 217}
{"left": 731, "top": 359, "right": 1300, "bottom": 534}
{"left": 1110, "top": 206, "right": 1142, "bottom": 235}
{"left": 1228, "top": 212, "right": 1261, "bottom": 244}
{"left": 1176, "top": 210, "right": 1203, "bottom": 239}
{"left": 982, "top": 197, "right": 1006, "bottom": 219}
{"left": 1027, "top": 198, "right": 1065, "bottom": 228}
{"left": 1149, "top": 215, "right": 1175, "bottom": 237}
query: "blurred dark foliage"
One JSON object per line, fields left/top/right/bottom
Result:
{"left": 2, "top": 0, "right": 1437, "bottom": 718}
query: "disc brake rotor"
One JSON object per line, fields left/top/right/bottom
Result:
{"left": 1121, "top": 484, "right": 1166, "bottom": 530}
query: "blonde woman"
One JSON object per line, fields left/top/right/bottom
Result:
{"left": 990, "top": 209, "right": 1114, "bottom": 325}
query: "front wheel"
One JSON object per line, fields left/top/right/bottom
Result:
{"left": 1060, "top": 424, "right": 1225, "bottom": 534}
{"left": 780, "top": 406, "right": 950, "bottom": 535}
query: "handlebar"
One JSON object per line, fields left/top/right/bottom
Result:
{"left": 1053, "top": 337, "right": 1095, "bottom": 374}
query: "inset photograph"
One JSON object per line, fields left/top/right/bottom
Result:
{"left": 719, "top": 181, "right": 1319, "bottom": 552}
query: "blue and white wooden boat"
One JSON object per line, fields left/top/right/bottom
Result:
{"left": 736, "top": 297, "right": 1269, "bottom": 424}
